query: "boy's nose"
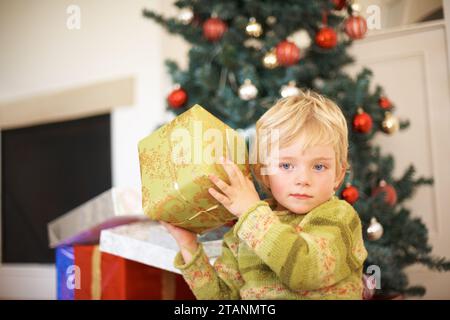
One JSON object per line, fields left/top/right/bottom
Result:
{"left": 294, "top": 168, "right": 311, "bottom": 186}
{"left": 295, "top": 178, "right": 310, "bottom": 186}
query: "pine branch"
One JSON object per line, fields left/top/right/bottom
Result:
{"left": 404, "top": 286, "right": 426, "bottom": 297}
{"left": 417, "top": 256, "right": 450, "bottom": 271}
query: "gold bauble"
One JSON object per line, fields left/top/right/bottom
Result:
{"left": 266, "top": 16, "right": 277, "bottom": 25}
{"left": 381, "top": 112, "right": 399, "bottom": 134}
{"left": 246, "top": 17, "right": 263, "bottom": 37}
{"left": 280, "top": 81, "right": 300, "bottom": 97}
{"left": 244, "top": 38, "right": 263, "bottom": 50}
{"left": 262, "top": 50, "right": 278, "bottom": 69}
{"left": 238, "top": 79, "right": 258, "bottom": 100}
{"left": 177, "top": 7, "right": 194, "bottom": 25}
{"left": 367, "top": 217, "right": 384, "bottom": 241}
{"left": 351, "top": 2, "right": 362, "bottom": 13}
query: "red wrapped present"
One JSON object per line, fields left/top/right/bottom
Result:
{"left": 58, "top": 244, "right": 195, "bottom": 300}
{"left": 100, "top": 250, "right": 195, "bottom": 300}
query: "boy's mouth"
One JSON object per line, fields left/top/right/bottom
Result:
{"left": 290, "top": 193, "right": 313, "bottom": 199}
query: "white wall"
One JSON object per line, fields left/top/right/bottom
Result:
{"left": 0, "top": 0, "right": 168, "bottom": 188}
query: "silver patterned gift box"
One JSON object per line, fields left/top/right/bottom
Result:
{"left": 48, "top": 187, "right": 146, "bottom": 248}
{"left": 99, "top": 220, "right": 225, "bottom": 274}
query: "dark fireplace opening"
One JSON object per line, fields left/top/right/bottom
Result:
{"left": 1, "top": 114, "right": 112, "bottom": 263}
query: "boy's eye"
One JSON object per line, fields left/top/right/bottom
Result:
{"left": 279, "top": 163, "right": 293, "bottom": 170}
{"left": 313, "top": 164, "right": 326, "bottom": 171}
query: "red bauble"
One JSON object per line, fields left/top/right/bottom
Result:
{"left": 353, "top": 109, "right": 373, "bottom": 133}
{"left": 203, "top": 17, "right": 227, "bottom": 41}
{"left": 315, "top": 27, "right": 338, "bottom": 49}
{"left": 167, "top": 87, "right": 188, "bottom": 109}
{"left": 276, "top": 40, "right": 300, "bottom": 66}
{"left": 344, "top": 15, "right": 367, "bottom": 40}
{"left": 332, "top": 0, "right": 346, "bottom": 10}
{"left": 372, "top": 181, "right": 397, "bottom": 206}
{"left": 379, "top": 96, "right": 392, "bottom": 110}
{"left": 341, "top": 184, "right": 359, "bottom": 205}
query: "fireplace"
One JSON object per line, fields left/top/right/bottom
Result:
{"left": 1, "top": 114, "right": 112, "bottom": 263}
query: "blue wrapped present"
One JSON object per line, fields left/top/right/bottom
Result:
{"left": 56, "top": 246, "right": 75, "bottom": 300}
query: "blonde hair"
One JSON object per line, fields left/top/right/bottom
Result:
{"left": 251, "top": 89, "right": 348, "bottom": 193}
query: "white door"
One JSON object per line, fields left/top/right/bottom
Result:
{"left": 346, "top": 20, "right": 450, "bottom": 299}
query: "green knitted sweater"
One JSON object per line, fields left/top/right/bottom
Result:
{"left": 174, "top": 196, "right": 368, "bottom": 300}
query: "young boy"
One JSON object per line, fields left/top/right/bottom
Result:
{"left": 161, "top": 90, "right": 368, "bottom": 299}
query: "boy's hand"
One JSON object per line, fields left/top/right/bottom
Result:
{"left": 160, "top": 221, "right": 197, "bottom": 249}
{"left": 208, "top": 157, "right": 261, "bottom": 217}
{"left": 160, "top": 221, "right": 198, "bottom": 264}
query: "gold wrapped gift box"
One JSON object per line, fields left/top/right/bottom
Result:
{"left": 138, "top": 105, "right": 251, "bottom": 234}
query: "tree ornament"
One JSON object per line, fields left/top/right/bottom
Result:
{"left": 344, "top": 15, "right": 367, "bottom": 40}
{"left": 353, "top": 108, "right": 373, "bottom": 133}
{"left": 276, "top": 40, "right": 300, "bottom": 66}
{"left": 244, "top": 38, "right": 263, "bottom": 50}
{"left": 176, "top": 7, "right": 194, "bottom": 25}
{"left": 341, "top": 183, "right": 359, "bottom": 205}
{"left": 379, "top": 96, "right": 392, "bottom": 109}
{"left": 245, "top": 17, "right": 263, "bottom": 37}
{"left": 238, "top": 79, "right": 258, "bottom": 100}
{"left": 266, "top": 16, "right": 277, "bottom": 26}
{"left": 381, "top": 112, "right": 399, "bottom": 135}
{"left": 367, "top": 217, "right": 384, "bottom": 241}
{"left": 316, "top": 26, "right": 338, "bottom": 49}
{"left": 167, "top": 85, "right": 188, "bottom": 109}
{"left": 350, "top": 2, "right": 362, "bottom": 13}
{"left": 332, "top": 0, "right": 347, "bottom": 10}
{"left": 280, "top": 81, "right": 300, "bottom": 97}
{"left": 316, "top": 12, "right": 337, "bottom": 49}
{"left": 291, "top": 29, "right": 312, "bottom": 50}
{"left": 203, "top": 17, "right": 227, "bottom": 41}
{"left": 372, "top": 180, "right": 397, "bottom": 206}
{"left": 313, "top": 77, "right": 325, "bottom": 89}
{"left": 262, "top": 49, "right": 278, "bottom": 69}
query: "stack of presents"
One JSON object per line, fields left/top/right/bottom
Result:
{"left": 47, "top": 105, "right": 246, "bottom": 300}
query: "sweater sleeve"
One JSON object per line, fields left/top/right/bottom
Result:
{"left": 173, "top": 230, "right": 244, "bottom": 300}
{"left": 233, "top": 200, "right": 367, "bottom": 291}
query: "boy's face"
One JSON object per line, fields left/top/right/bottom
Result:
{"left": 266, "top": 139, "right": 345, "bottom": 214}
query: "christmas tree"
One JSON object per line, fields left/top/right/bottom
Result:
{"left": 143, "top": 0, "right": 450, "bottom": 297}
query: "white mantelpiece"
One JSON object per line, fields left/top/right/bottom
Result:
{"left": 0, "top": 77, "right": 134, "bottom": 130}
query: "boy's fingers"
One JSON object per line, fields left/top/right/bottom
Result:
{"left": 209, "top": 174, "right": 232, "bottom": 196}
{"left": 229, "top": 160, "right": 246, "bottom": 185}
{"left": 221, "top": 158, "right": 240, "bottom": 186}
{"left": 208, "top": 188, "right": 232, "bottom": 206}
